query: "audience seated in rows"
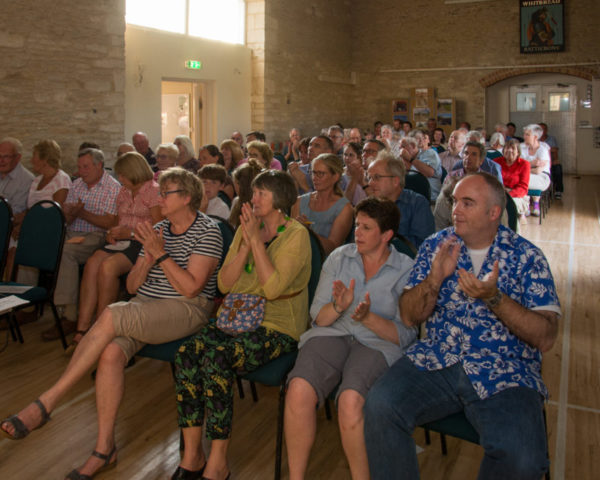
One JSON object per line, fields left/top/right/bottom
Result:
{"left": 451, "top": 130, "right": 503, "bottom": 184}
{"left": 174, "top": 135, "right": 200, "bottom": 173}
{"left": 2, "top": 168, "right": 222, "bottom": 480}
{"left": 285, "top": 197, "right": 417, "bottom": 479}
{"left": 132, "top": 132, "right": 156, "bottom": 170}
{"left": 229, "top": 160, "right": 262, "bottom": 229}
{"left": 288, "top": 135, "right": 333, "bottom": 194}
{"left": 364, "top": 173, "right": 560, "bottom": 480}
{"left": 399, "top": 134, "right": 442, "bottom": 202}
{"left": 172, "top": 170, "right": 310, "bottom": 480}
{"left": 66, "top": 152, "right": 162, "bottom": 353}
{"left": 199, "top": 164, "right": 231, "bottom": 220}
{"left": 292, "top": 153, "right": 353, "bottom": 255}
{"left": 42, "top": 148, "right": 121, "bottom": 341}
{"left": 494, "top": 138, "right": 531, "bottom": 220}
{"left": 520, "top": 123, "right": 551, "bottom": 217}
{"left": 367, "top": 152, "right": 434, "bottom": 248}
{"left": 219, "top": 139, "right": 244, "bottom": 174}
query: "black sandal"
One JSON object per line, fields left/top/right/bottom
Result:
{"left": 1, "top": 398, "right": 51, "bottom": 440}
{"left": 65, "top": 446, "right": 117, "bottom": 480}
{"left": 171, "top": 463, "right": 206, "bottom": 480}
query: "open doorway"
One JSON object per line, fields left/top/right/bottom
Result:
{"left": 486, "top": 72, "right": 596, "bottom": 175}
{"left": 161, "top": 80, "right": 212, "bottom": 154}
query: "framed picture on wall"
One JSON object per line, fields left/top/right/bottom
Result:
{"left": 410, "top": 88, "right": 435, "bottom": 128}
{"left": 520, "top": 0, "right": 564, "bottom": 53}
{"left": 392, "top": 99, "right": 409, "bottom": 122}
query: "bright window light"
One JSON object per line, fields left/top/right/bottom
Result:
{"left": 189, "top": 0, "right": 245, "bottom": 44}
{"left": 126, "top": 0, "right": 186, "bottom": 34}
{"left": 126, "top": 0, "right": 246, "bottom": 45}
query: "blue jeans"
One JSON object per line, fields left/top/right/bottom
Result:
{"left": 364, "top": 357, "right": 549, "bottom": 480}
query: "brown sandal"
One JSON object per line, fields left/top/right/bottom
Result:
{"left": 64, "top": 330, "right": 88, "bottom": 356}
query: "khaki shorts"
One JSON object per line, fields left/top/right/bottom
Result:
{"left": 288, "top": 335, "right": 388, "bottom": 407}
{"left": 108, "top": 294, "right": 213, "bottom": 360}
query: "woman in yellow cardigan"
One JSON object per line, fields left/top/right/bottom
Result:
{"left": 171, "top": 170, "right": 311, "bottom": 480}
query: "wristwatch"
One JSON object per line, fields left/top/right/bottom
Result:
{"left": 483, "top": 290, "right": 503, "bottom": 309}
{"left": 155, "top": 252, "right": 170, "bottom": 265}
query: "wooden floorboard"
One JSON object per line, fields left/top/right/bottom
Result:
{"left": 0, "top": 174, "right": 598, "bottom": 479}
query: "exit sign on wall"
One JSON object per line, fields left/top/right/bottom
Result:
{"left": 184, "top": 60, "right": 202, "bottom": 70}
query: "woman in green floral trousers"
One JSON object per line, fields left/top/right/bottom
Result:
{"left": 171, "top": 170, "right": 311, "bottom": 480}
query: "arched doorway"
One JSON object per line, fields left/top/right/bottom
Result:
{"left": 484, "top": 69, "right": 597, "bottom": 175}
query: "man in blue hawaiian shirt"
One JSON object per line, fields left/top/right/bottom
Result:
{"left": 364, "top": 172, "right": 560, "bottom": 480}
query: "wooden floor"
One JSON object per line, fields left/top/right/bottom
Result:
{"left": 0, "top": 174, "right": 598, "bottom": 479}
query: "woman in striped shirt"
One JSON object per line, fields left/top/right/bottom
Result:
{"left": 1, "top": 167, "right": 223, "bottom": 480}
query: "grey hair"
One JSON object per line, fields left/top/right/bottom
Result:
{"left": 78, "top": 147, "right": 104, "bottom": 165}
{"left": 372, "top": 151, "right": 406, "bottom": 188}
{"left": 381, "top": 124, "right": 393, "bottom": 133}
{"left": 465, "top": 130, "right": 485, "bottom": 146}
{"left": 0, "top": 137, "right": 23, "bottom": 156}
{"left": 523, "top": 124, "right": 543, "bottom": 139}
{"left": 157, "top": 143, "right": 180, "bottom": 159}
{"left": 401, "top": 136, "right": 418, "bottom": 149}
{"left": 489, "top": 132, "right": 505, "bottom": 147}
{"left": 174, "top": 135, "right": 195, "bottom": 160}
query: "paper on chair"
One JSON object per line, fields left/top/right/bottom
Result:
{"left": 0, "top": 285, "right": 33, "bottom": 294}
{"left": 0, "top": 295, "right": 30, "bottom": 314}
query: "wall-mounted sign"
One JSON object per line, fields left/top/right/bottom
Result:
{"left": 184, "top": 60, "right": 202, "bottom": 70}
{"left": 520, "top": 0, "right": 565, "bottom": 54}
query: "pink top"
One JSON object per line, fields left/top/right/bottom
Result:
{"left": 116, "top": 180, "right": 160, "bottom": 229}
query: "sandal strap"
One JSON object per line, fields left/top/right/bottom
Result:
{"left": 91, "top": 446, "right": 116, "bottom": 467}
{"left": 2, "top": 414, "right": 30, "bottom": 439}
{"left": 65, "top": 469, "right": 91, "bottom": 480}
{"left": 33, "top": 398, "right": 51, "bottom": 427}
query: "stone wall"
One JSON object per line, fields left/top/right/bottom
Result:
{"left": 262, "top": 0, "right": 354, "bottom": 146}
{"left": 261, "top": 0, "right": 600, "bottom": 145}
{"left": 0, "top": 1, "right": 125, "bottom": 173}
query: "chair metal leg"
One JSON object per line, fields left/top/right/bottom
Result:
{"left": 10, "top": 312, "right": 24, "bottom": 343}
{"left": 236, "top": 376, "right": 245, "bottom": 399}
{"left": 439, "top": 433, "right": 448, "bottom": 455}
{"left": 250, "top": 381, "right": 258, "bottom": 402}
{"left": 274, "top": 379, "right": 288, "bottom": 480}
{"left": 50, "top": 302, "right": 67, "bottom": 349}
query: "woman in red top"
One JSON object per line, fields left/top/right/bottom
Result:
{"left": 493, "top": 139, "right": 531, "bottom": 218}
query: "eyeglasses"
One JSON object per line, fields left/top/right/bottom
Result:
{"left": 0, "top": 154, "right": 16, "bottom": 161}
{"left": 159, "top": 189, "right": 184, "bottom": 198}
{"left": 367, "top": 174, "right": 395, "bottom": 182}
{"left": 311, "top": 170, "right": 331, "bottom": 179}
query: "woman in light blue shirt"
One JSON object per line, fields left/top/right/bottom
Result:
{"left": 284, "top": 197, "right": 417, "bottom": 479}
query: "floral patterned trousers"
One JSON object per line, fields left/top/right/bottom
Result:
{"left": 174, "top": 323, "right": 297, "bottom": 439}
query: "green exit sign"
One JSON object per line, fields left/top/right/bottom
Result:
{"left": 184, "top": 60, "right": 202, "bottom": 70}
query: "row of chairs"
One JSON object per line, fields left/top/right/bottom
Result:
{"left": 0, "top": 198, "right": 68, "bottom": 348}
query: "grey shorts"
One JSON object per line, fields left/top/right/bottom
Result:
{"left": 108, "top": 294, "right": 213, "bottom": 360}
{"left": 288, "top": 335, "right": 388, "bottom": 407}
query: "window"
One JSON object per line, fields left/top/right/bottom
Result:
{"left": 549, "top": 93, "right": 570, "bottom": 112}
{"left": 126, "top": 0, "right": 245, "bottom": 45}
{"left": 516, "top": 92, "right": 537, "bottom": 112}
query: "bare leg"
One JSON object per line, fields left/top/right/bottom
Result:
{"left": 69, "top": 343, "right": 126, "bottom": 476}
{"left": 179, "top": 427, "right": 206, "bottom": 471}
{"left": 284, "top": 378, "right": 319, "bottom": 480}
{"left": 204, "top": 438, "right": 231, "bottom": 479}
{"left": 96, "top": 253, "right": 133, "bottom": 316}
{"left": 75, "top": 250, "right": 113, "bottom": 340}
{"left": 337, "top": 390, "right": 369, "bottom": 480}
{"left": 1, "top": 308, "right": 117, "bottom": 436}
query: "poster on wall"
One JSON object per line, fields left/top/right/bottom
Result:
{"left": 520, "top": 0, "right": 565, "bottom": 53}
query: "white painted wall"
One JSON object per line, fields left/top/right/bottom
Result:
{"left": 125, "top": 25, "right": 252, "bottom": 153}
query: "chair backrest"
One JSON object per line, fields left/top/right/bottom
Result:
{"left": 505, "top": 191, "right": 518, "bottom": 232}
{"left": 0, "top": 196, "right": 14, "bottom": 275}
{"left": 307, "top": 227, "right": 325, "bottom": 306}
{"left": 217, "top": 190, "right": 232, "bottom": 209}
{"left": 391, "top": 234, "right": 417, "bottom": 259}
{"left": 208, "top": 214, "right": 235, "bottom": 263}
{"left": 405, "top": 171, "right": 431, "bottom": 202}
{"left": 14, "top": 200, "right": 66, "bottom": 276}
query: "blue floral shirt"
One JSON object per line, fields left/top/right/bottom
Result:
{"left": 405, "top": 225, "right": 561, "bottom": 399}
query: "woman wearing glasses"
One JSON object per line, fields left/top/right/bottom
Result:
{"left": 291, "top": 153, "right": 353, "bottom": 255}
{"left": 1, "top": 167, "right": 223, "bottom": 480}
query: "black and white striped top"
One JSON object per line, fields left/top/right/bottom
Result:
{"left": 137, "top": 212, "right": 223, "bottom": 299}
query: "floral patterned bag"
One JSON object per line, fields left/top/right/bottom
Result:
{"left": 216, "top": 293, "right": 266, "bottom": 336}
